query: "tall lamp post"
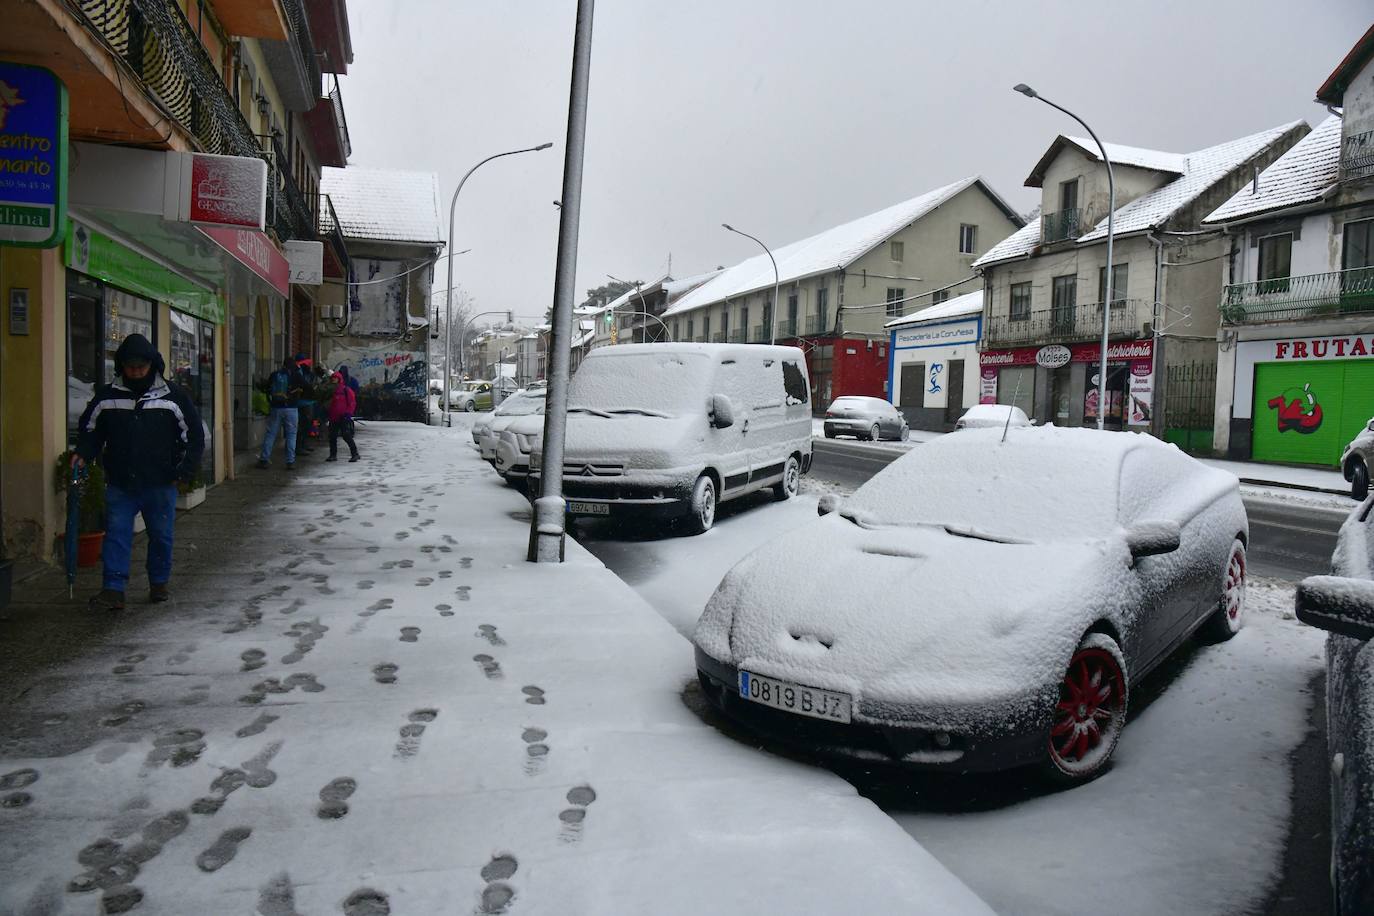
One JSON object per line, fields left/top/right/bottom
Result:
{"left": 722, "top": 223, "right": 779, "bottom": 344}
{"left": 1014, "top": 83, "right": 1115, "bottom": 431}
{"left": 443, "top": 143, "right": 552, "bottom": 428}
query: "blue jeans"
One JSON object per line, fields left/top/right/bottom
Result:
{"left": 103, "top": 483, "right": 177, "bottom": 592}
{"left": 260, "top": 407, "right": 298, "bottom": 463}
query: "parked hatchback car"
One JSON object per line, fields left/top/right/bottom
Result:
{"left": 474, "top": 389, "right": 546, "bottom": 461}
{"left": 955, "top": 403, "right": 1031, "bottom": 430}
{"left": 527, "top": 343, "right": 813, "bottom": 534}
{"left": 448, "top": 380, "right": 494, "bottom": 412}
{"left": 1340, "top": 417, "right": 1373, "bottom": 501}
{"left": 823, "top": 396, "right": 909, "bottom": 441}
{"left": 1296, "top": 495, "right": 1374, "bottom": 914}
{"left": 694, "top": 426, "right": 1248, "bottom": 784}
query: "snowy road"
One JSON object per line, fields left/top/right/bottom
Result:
{"left": 580, "top": 456, "right": 1334, "bottom": 916}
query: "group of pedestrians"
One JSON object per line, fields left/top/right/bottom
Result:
{"left": 74, "top": 336, "right": 363, "bottom": 613}
{"left": 257, "top": 354, "right": 361, "bottom": 469}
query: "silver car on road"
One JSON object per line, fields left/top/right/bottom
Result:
{"left": 823, "top": 396, "right": 909, "bottom": 442}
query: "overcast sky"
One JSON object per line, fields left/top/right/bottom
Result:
{"left": 337, "top": 0, "right": 1370, "bottom": 325}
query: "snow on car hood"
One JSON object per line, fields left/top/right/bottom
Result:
{"left": 560, "top": 412, "right": 703, "bottom": 470}
{"left": 696, "top": 516, "right": 1128, "bottom": 709}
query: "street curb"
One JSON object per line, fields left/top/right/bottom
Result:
{"left": 1237, "top": 478, "right": 1352, "bottom": 499}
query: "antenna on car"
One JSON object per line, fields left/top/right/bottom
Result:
{"left": 1001, "top": 375, "right": 1024, "bottom": 444}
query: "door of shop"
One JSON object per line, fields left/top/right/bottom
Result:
{"left": 1252, "top": 360, "right": 1374, "bottom": 466}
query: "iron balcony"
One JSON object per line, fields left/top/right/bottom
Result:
{"left": 1341, "top": 129, "right": 1374, "bottom": 182}
{"left": 1040, "top": 208, "right": 1083, "bottom": 244}
{"left": 1221, "top": 267, "right": 1374, "bottom": 325}
{"left": 985, "top": 299, "right": 1146, "bottom": 347}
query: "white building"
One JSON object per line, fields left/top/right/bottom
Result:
{"left": 885, "top": 289, "right": 984, "bottom": 431}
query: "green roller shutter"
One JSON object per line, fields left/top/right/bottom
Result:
{"left": 1252, "top": 360, "right": 1374, "bottom": 466}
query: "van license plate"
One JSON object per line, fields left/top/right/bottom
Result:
{"left": 738, "top": 671, "right": 851, "bottom": 723}
{"left": 567, "top": 501, "right": 609, "bottom": 515}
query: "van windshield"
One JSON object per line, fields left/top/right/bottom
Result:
{"left": 569, "top": 352, "right": 712, "bottom": 414}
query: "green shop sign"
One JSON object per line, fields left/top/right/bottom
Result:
{"left": 65, "top": 221, "right": 224, "bottom": 324}
{"left": 0, "top": 61, "right": 67, "bottom": 247}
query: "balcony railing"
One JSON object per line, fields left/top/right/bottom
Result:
{"left": 1221, "top": 267, "right": 1374, "bottom": 325}
{"left": 752, "top": 324, "right": 768, "bottom": 342}
{"left": 1041, "top": 208, "right": 1083, "bottom": 244}
{"left": 806, "top": 314, "right": 828, "bottom": 335}
{"left": 711, "top": 332, "right": 726, "bottom": 343}
{"left": 319, "top": 193, "right": 349, "bottom": 274}
{"left": 728, "top": 329, "right": 746, "bottom": 343}
{"left": 262, "top": 134, "right": 315, "bottom": 241}
{"left": 986, "top": 299, "right": 1146, "bottom": 347}
{"left": 776, "top": 318, "right": 797, "bottom": 338}
{"left": 1342, "top": 129, "right": 1374, "bottom": 181}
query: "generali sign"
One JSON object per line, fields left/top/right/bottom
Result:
{"left": 68, "top": 145, "right": 267, "bottom": 230}
{"left": 199, "top": 226, "right": 289, "bottom": 297}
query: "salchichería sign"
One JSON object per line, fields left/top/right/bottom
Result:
{"left": 0, "top": 61, "right": 67, "bottom": 247}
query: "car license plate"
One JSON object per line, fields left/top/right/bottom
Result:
{"left": 738, "top": 671, "right": 851, "bottom": 723}
{"left": 567, "top": 501, "right": 609, "bottom": 515}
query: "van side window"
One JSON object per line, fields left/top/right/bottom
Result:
{"left": 782, "top": 361, "right": 808, "bottom": 406}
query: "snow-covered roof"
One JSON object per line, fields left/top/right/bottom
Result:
{"left": 885, "top": 289, "right": 983, "bottom": 328}
{"left": 976, "top": 121, "right": 1304, "bottom": 267}
{"left": 665, "top": 177, "right": 1014, "bottom": 318}
{"left": 320, "top": 167, "right": 443, "bottom": 244}
{"left": 1204, "top": 116, "right": 1340, "bottom": 224}
{"left": 1051, "top": 137, "right": 1186, "bottom": 180}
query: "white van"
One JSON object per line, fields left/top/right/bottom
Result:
{"left": 528, "top": 343, "right": 813, "bottom": 533}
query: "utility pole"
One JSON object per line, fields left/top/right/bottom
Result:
{"left": 529, "top": 0, "right": 594, "bottom": 563}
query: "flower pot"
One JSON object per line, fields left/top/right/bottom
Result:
{"left": 77, "top": 531, "right": 104, "bottom": 568}
{"left": 176, "top": 486, "right": 207, "bottom": 511}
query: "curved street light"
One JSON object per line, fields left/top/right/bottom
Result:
{"left": 442, "top": 142, "right": 553, "bottom": 427}
{"left": 1014, "top": 83, "right": 1115, "bottom": 431}
{"left": 722, "top": 223, "right": 780, "bottom": 345}
{"left": 606, "top": 273, "right": 674, "bottom": 342}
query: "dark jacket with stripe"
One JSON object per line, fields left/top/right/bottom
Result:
{"left": 76, "top": 375, "right": 205, "bottom": 489}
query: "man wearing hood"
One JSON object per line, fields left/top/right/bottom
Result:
{"left": 75, "top": 333, "right": 204, "bottom": 611}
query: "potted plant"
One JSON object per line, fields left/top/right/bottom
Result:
{"left": 54, "top": 450, "right": 106, "bottom": 567}
{"left": 176, "top": 469, "right": 207, "bottom": 510}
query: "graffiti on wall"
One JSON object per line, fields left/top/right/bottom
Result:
{"left": 322, "top": 344, "right": 427, "bottom": 421}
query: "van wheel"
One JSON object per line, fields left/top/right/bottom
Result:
{"left": 685, "top": 475, "right": 717, "bottom": 534}
{"left": 774, "top": 455, "right": 801, "bottom": 501}
{"left": 1353, "top": 459, "right": 1370, "bottom": 501}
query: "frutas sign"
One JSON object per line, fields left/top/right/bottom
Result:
{"left": 0, "top": 61, "right": 66, "bottom": 247}
{"left": 1269, "top": 334, "right": 1374, "bottom": 361}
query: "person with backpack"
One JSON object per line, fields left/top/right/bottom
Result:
{"left": 292, "top": 354, "right": 317, "bottom": 457}
{"left": 75, "top": 333, "right": 204, "bottom": 610}
{"left": 257, "top": 356, "right": 308, "bottom": 470}
{"left": 324, "top": 371, "right": 360, "bottom": 463}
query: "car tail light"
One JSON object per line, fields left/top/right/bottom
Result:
{"left": 824, "top": 412, "right": 834, "bottom": 418}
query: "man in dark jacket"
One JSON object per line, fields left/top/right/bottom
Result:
{"left": 76, "top": 333, "right": 204, "bottom": 610}
{"left": 257, "top": 356, "right": 308, "bottom": 469}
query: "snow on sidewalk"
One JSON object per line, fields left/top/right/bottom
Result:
{"left": 0, "top": 420, "right": 989, "bottom": 916}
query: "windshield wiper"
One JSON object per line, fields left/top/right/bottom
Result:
{"left": 567, "top": 406, "right": 612, "bottom": 418}
{"left": 606, "top": 408, "right": 671, "bottom": 418}
{"left": 940, "top": 524, "right": 1029, "bottom": 545}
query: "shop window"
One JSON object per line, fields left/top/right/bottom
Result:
{"left": 1258, "top": 233, "right": 1292, "bottom": 293}
{"left": 1010, "top": 282, "right": 1032, "bottom": 321}
{"left": 66, "top": 274, "right": 103, "bottom": 441}
{"left": 998, "top": 365, "right": 1035, "bottom": 419}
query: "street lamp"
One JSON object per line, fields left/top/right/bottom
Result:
{"left": 606, "top": 274, "right": 674, "bottom": 342}
{"left": 722, "top": 223, "right": 780, "bottom": 344}
{"left": 1014, "top": 83, "right": 1115, "bottom": 431}
{"left": 442, "top": 142, "right": 553, "bottom": 428}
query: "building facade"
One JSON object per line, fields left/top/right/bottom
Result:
{"left": 0, "top": 0, "right": 353, "bottom": 562}
{"left": 886, "top": 290, "right": 984, "bottom": 431}
{"left": 1205, "top": 27, "right": 1374, "bottom": 467}
{"left": 662, "top": 177, "right": 1023, "bottom": 411}
{"left": 974, "top": 122, "right": 1307, "bottom": 440}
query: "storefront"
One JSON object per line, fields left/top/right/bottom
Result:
{"left": 1221, "top": 332, "right": 1374, "bottom": 467}
{"left": 63, "top": 218, "right": 224, "bottom": 468}
{"left": 888, "top": 305, "right": 982, "bottom": 431}
{"left": 979, "top": 340, "right": 1154, "bottom": 430}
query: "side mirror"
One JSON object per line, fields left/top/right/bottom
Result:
{"left": 818, "top": 494, "right": 841, "bottom": 516}
{"left": 1367, "top": 419, "right": 1374, "bottom": 432}
{"left": 1124, "top": 520, "right": 1181, "bottom": 559}
{"left": 1296, "top": 576, "right": 1374, "bottom": 640}
{"left": 711, "top": 394, "right": 735, "bottom": 429}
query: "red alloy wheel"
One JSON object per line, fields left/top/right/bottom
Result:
{"left": 1048, "top": 642, "right": 1127, "bottom": 776}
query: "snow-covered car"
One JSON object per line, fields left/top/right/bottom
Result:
{"left": 955, "top": 403, "right": 1031, "bottom": 430}
{"left": 1296, "top": 496, "right": 1374, "bottom": 915}
{"left": 527, "top": 343, "right": 813, "bottom": 534}
{"left": 448, "top": 380, "right": 494, "bottom": 412}
{"left": 694, "top": 425, "right": 1249, "bottom": 784}
{"left": 492, "top": 413, "right": 543, "bottom": 487}
{"left": 1340, "top": 417, "right": 1373, "bottom": 501}
{"left": 823, "top": 396, "right": 909, "bottom": 442}
{"left": 473, "top": 389, "right": 546, "bottom": 461}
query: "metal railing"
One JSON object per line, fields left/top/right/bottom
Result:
{"left": 1041, "top": 208, "right": 1083, "bottom": 244}
{"left": 1341, "top": 129, "right": 1374, "bottom": 181}
{"left": 326, "top": 80, "right": 352, "bottom": 160}
{"left": 776, "top": 318, "right": 796, "bottom": 338}
{"left": 986, "top": 298, "right": 1145, "bottom": 346}
{"left": 1221, "top": 267, "right": 1374, "bottom": 324}
{"left": 262, "top": 134, "right": 314, "bottom": 241}
{"left": 711, "top": 332, "right": 726, "bottom": 343}
{"left": 319, "top": 193, "right": 349, "bottom": 272}
{"left": 279, "top": 0, "right": 322, "bottom": 97}
{"left": 728, "top": 329, "right": 746, "bottom": 343}
{"left": 806, "top": 314, "right": 828, "bottom": 335}
{"left": 751, "top": 324, "right": 767, "bottom": 342}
